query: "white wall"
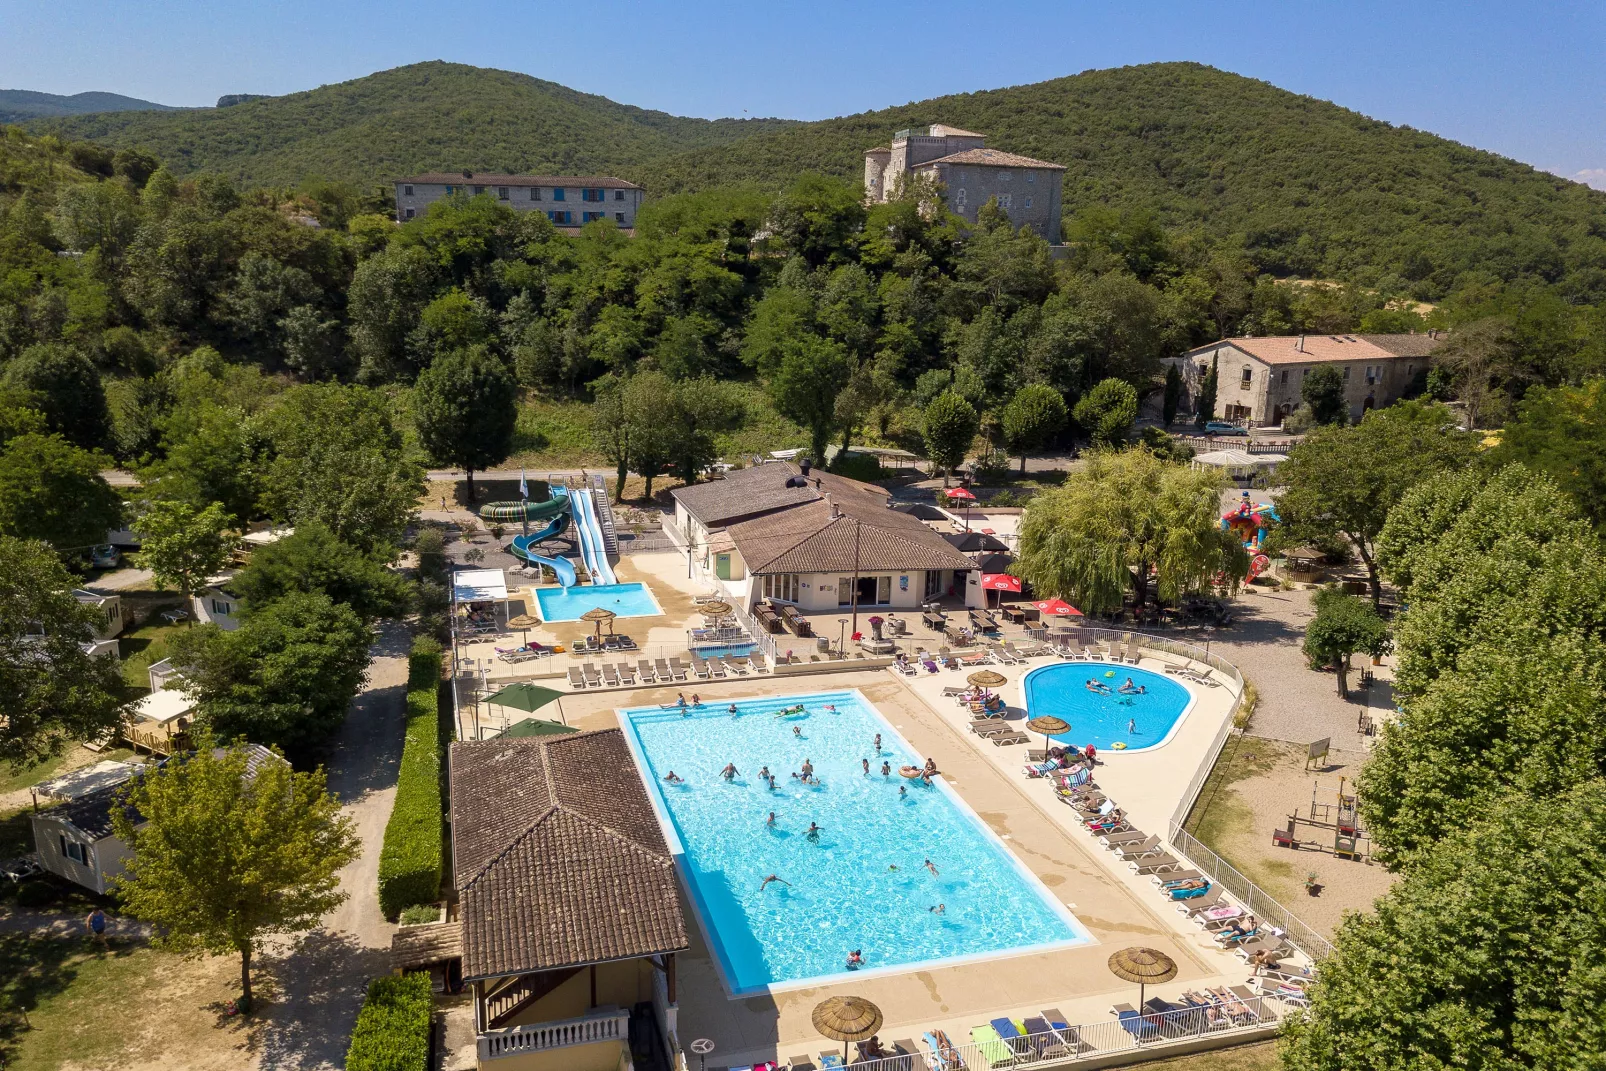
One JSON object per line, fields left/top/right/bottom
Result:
{"left": 192, "top": 589, "right": 241, "bottom": 632}
{"left": 32, "top": 816, "right": 131, "bottom": 895}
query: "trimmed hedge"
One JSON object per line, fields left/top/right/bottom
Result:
{"left": 377, "top": 636, "right": 445, "bottom": 918}
{"left": 346, "top": 972, "right": 432, "bottom": 1071}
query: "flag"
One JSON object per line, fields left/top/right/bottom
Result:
{"left": 519, "top": 468, "right": 529, "bottom": 500}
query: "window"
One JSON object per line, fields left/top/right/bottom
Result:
{"left": 1365, "top": 365, "right": 1377, "bottom": 385}
{"left": 1343, "top": 366, "right": 1351, "bottom": 380}
{"left": 403, "top": 184, "right": 413, "bottom": 196}
{"left": 998, "top": 193, "right": 1012, "bottom": 209}
{"left": 1407, "top": 363, "right": 1415, "bottom": 377}
{"left": 472, "top": 185, "right": 484, "bottom": 195}
{"left": 999, "top": 170, "right": 1012, "bottom": 182}
{"left": 615, "top": 212, "right": 626, "bottom": 223}
{"left": 1024, "top": 197, "right": 1033, "bottom": 209}
{"left": 553, "top": 188, "right": 566, "bottom": 201}
{"left": 1241, "top": 366, "right": 1253, "bottom": 387}
{"left": 877, "top": 576, "right": 892, "bottom": 604}
{"left": 212, "top": 599, "right": 231, "bottom": 615}
{"left": 444, "top": 185, "right": 454, "bottom": 194}
{"left": 614, "top": 189, "right": 625, "bottom": 201}
{"left": 403, "top": 208, "right": 415, "bottom": 220}
{"left": 838, "top": 578, "right": 853, "bottom": 607}
{"left": 583, "top": 211, "right": 606, "bottom": 222}
{"left": 1280, "top": 370, "right": 1288, "bottom": 385}
{"left": 955, "top": 188, "right": 967, "bottom": 207}
{"left": 547, "top": 210, "right": 572, "bottom": 224}
{"left": 582, "top": 188, "right": 606, "bottom": 202}
{"left": 530, "top": 187, "right": 542, "bottom": 201}
{"left": 60, "top": 836, "right": 87, "bottom": 865}
{"left": 496, "top": 186, "right": 509, "bottom": 200}
{"left": 1198, "top": 364, "right": 1208, "bottom": 377}
{"left": 763, "top": 574, "right": 800, "bottom": 603}
{"left": 1027, "top": 171, "right": 1036, "bottom": 184}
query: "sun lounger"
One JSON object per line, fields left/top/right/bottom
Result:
{"left": 1205, "top": 986, "right": 1258, "bottom": 1024}
{"left": 894, "top": 659, "right": 919, "bottom": 676}
{"left": 1039, "top": 1010, "right": 1085, "bottom": 1055}
{"left": 1130, "top": 853, "right": 1185, "bottom": 875}
{"left": 1167, "top": 880, "right": 1216, "bottom": 901}
{"left": 1112, "top": 1006, "right": 1159, "bottom": 1040}
{"left": 1097, "top": 828, "right": 1149, "bottom": 848}
{"left": 923, "top": 1031, "right": 966, "bottom": 1071}
{"left": 1227, "top": 985, "right": 1268, "bottom": 1020}
{"left": 1113, "top": 835, "right": 1161, "bottom": 858}
{"left": 565, "top": 666, "right": 585, "bottom": 688}
{"left": 1153, "top": 869, "right": 1205, "bottom": 888}
{"left": 601, "top": 663, "right": 620, "bottom": 686}
{"left": 654, "top": 658, "right": 674, "bottom": 680}
{"left": 616, "top": 662, "right": 636, "bottom": 684}
{"left": 987, "top": 731, "right": 1029, "bottom": 746}
{"left": 636, "top": 659, "right": 656, "bottom": 683}
{"left": 690, "top": 656, "right": 710, "bottom": 678}
{"left": 968, "top": 1026, "right": 1015, "bottom": 1068}
{"left": 724, "top": 657, "right": 749, "bottom": 676}
{"left": 786, "top": 1057, "right": 817, "bottom": 1071}
{"left": 970, "top": 718, "right": 1013, "bottom": 735}
{"left": 1234, "top": 935, "right": 1291, "bottom": 961}
{"left": 1176, "top": 887, "right": 1225, "bottom": 916}
{"left": 921, "top": 659, "right": 940, "bottom": 673}
{"left": 667, "top": 657, "right": 689, "bottom": 679}
{"left": 1126, "top": 638, "right": 1142, "bottom": 664}
{"left": 583, "top": 663, "right": 604, "bottom": 687}
{"left": 818, "top": 1054, "right": 845, "bottom": 1069}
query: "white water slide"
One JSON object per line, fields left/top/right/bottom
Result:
{"left": 569, "top": 488, "right": 617, "bottom": 585}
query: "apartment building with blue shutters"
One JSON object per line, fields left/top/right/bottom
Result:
{"left": 393, "top": 171, "right": 645, "bottom": 228}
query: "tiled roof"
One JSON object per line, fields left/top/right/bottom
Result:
{"left": 398, "top": 173, "right": 643, "bottom": 190}
{"left": 919, "top": 148, "right": 1066, "bottom": 170}
{"left": 1359, "top": 333, "right": 1447, "bottom": 358}
{"left": 670, "top": 465, "right": 820, "bottom": 527}
{"left": 729, "top": 499, "right": 975, "bottom": 576}
{"left": 449, "top": 730, "right": 687, "bottom": 980}
{"left": 1193, "top": 335, "right": 1397, "bottom": 367}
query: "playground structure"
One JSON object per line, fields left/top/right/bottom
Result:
{"left": 1222, "top": 491, "right": 1280, "bottom": 583}
{"left": 1272, "top": 773, "right": 1369, "bottom": 862}
{"left": 480, "top": 477, "right": 619, "bottom": 589}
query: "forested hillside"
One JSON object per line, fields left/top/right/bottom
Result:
{"left": 35, "top": 61, "right": 1606, "bottom": 300}
{"left": 37, "top": 62, "right": 795, "bottom": 190}
{"left": 0, "top": 89, "right": 175, "bottom": 124}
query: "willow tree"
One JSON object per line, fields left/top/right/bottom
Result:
{"left": 1012, "top": 448, "right": 1245, "bottom": 613}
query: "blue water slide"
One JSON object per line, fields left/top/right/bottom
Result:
{"left": 508, "top": 488, "right": 579, "bottom": 587}
{"left": 569, "top": 488, "right": 617, "bottom": 585}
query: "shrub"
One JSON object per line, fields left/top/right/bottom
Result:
{"left": 377, "top": 637, "right": 445, "bottom": 918}
{"left": 345, "top": 972, "right": 433, "bottom": 1071}
{"left": 398, "top": 903, "right": 441, "bottom": 926}
{"left": 969, "top": 453, "right": 1011, "bottom": 485}
{"left": 826, "top": 451, "right": 884, "bottom": 483}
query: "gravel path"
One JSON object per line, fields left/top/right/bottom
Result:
{"left": 254, "top": 622, "right": 411, "bottom": 1070}
{"left": 1208, "top": 587, "right": 1395, "bottom": 752}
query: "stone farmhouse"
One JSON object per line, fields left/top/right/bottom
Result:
{"left": 393, "top": 172, "right": 645, "bottom": 228}
{"left": 1168, "top": 332, "right": 1447, "bottom": 427}
{"left": 864, "top": 125, "right": 1065, "bottom": 241}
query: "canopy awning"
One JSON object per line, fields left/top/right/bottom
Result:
{"left": 452, "top": 568, "right": 508, "bottom": 603}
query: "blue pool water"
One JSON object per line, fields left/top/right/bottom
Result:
{"left": 535, "top": 582, "right": 662, "bottom": 621}
{"left": 1022, "top": 664, "right": 1193, "bottom": 752}
{"left": 691, "top": 643, "right": 757, "bottom": 661}
{"left": 619, "top": 690, "right": 1090, "bottom": 994}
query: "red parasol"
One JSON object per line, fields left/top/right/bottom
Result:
{"left": 944, "top": 487, "right": 977, "bottom": 501}
{"left": 1033, "top": 598, "right": 1083, "bottom": 617}
{"left": 980, "top": 573, "right": 1022, "bottom": 592}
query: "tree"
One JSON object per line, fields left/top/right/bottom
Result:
{"left": 259, "top": 384, "right": 423, "bottom": 552}
{"left": 1432, "top": 317, "right": 1521, "bottom": 430}
{"left": 0, "top": 536, "right": 124, "bottom": 771}
{"left": 0, "top": 434, "right": 125, "bottom": 554}
{"left": 1276, "top": 401, "right": 1475, "bottom": 605}
{"left": 662, "top": 377, "right": 745, "bottom": 486}
{"left": 135, "top": 500, "right": 236, "bottom": 613}
{"left": 144, "top": 403, "right": 264, "bottom": 524}
{"left": 167, "top": 592, "right": 372, "bottom": 751}
{"left": 1302, "top": 589, "right": 1392, "bottom": 697}
{"left": 769, "top": 174, "right": 866, "bottom": 268}
{"left": 1013, "top": 449, "right": 1246, "bottom": 612}
{"left": 1301, "top": 363, "right": 1348, "bottom": 426}
{"left": 1072, "top": 377, "right": 1138, "bottom": 447}
{"left": 412, "top": 346, "right": 518, "bottom": 504}
{"left": 1193, "top": 353, "right": 1218, "bottom": 427}
{"left": 1489, "top": 377, "right": 1606, "bottom": 524}
{"left": 1, "top": 344, "right": 110, "bottom": 449}
{"left": 768, "top": 336, "right": 853, "bottom": 463}
{"left": 622, "top": 371, "right": 675, "bottom": 502}
{"left": 112, "top": 745, "right": 358, "bottom": 1015}
{"left": 923, "top": 392, "right": 979, "bottom": 486}
{"left": 1001, "top": 384, "right": 1069, "bottom": 473}
{"left": 230, "top": 523, "right": 407, "bottom": 622}
{"left": 589, "top": 373, "right": 631, "bottom": 502}
{"left": 1162, "top": 364, "right": 1182, "bottom": 427}
{"left": 347, "top": 245, "right": 439, "bottom": 381}
{"left": 1282, "top": 781, "right": 1606, "bottom": 1071}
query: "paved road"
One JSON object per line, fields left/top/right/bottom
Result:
{"left": 256, "top": 623, "right": 411, "bottom": 1070}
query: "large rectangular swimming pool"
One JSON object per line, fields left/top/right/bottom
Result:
{"left": 535, "top": 582, "right": 662, "bottom": 621}
{"left": 618, "top": 690, "right": 1091, "bottom": 994}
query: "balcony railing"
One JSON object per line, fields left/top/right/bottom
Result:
{"left": 478, "top": 1005, "right": 629, "bottom": 1062}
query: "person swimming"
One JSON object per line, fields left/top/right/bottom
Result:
{"left": 759, "top": 873, "right": 790, "bottom": 891}
{"left": 845, "top": 949, "right": 863, "bottom": 969}
{"left": 807, "top": 822, "right": 822, "bottom": 842}
{"left": 663, "top": 771, "right": 684, "bottom": 783}
{"left": 758, "top": 765, "right": 771, "bottom": 781}
{"left": 929, "top": 903, "right": 945, "bottom": 914}
{"left": 873, "top": 733, "right": 883, "bottom": 753}
{"left": 881, "top": 761, "right": 892, "bottom": 778}
{"left": 793, "top": 725, "right": 803, "bottom": 738}
{"left": 898, "top": 785, "right": 907, "bottom": 799}
{"left": 825, "top": 703, "right": 837, "bottom": 712}
{"left": 924, "top": 858, "right": 940, "bottom": 876}
{"left": 1128, "top": 718, "right": 1136, "bottom": 735}
{"left": 766, "top": 811, "right": 777, "bottom": 827}
{"left": 862, "top": 758, "right": 870, "bottom": 776}
{"left": 691, "top": 694, "right": 703, "bottom": 707}
{"left": 721, "top": 762, "right": 738, "bottom": 781}
{"left": 801, "top": 758, "right": 814, "bottom": 778}
{"left": 728, "top": 703, "right": 739, "bottom": 715}
{"left": 676, "top": 693, "right": 688, "bottom": 708}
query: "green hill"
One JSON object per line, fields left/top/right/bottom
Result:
{"left": 32, "top": 60, "right": 1606, "bottom": 290}
{"left": 0, "top": 89, "right": 175, "bottom": 124}
{"left": 36, "top": 61, "right": 795, "bottom": 188}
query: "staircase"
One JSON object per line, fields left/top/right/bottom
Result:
{"left": 590, "top": 474, "right": 620, "bottom": 557}
{"left": 484, "top": 967, "right": 582, "bottom": 1028}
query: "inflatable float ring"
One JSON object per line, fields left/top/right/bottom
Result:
{"left": 899, "top": 765, "right": 923, "bottom": 778}
{"left": 1104, "top": 670, "right": 1117, "bottom": 678}
{"left": 1111, "top": 741, "right": 1128, "bottom": 750}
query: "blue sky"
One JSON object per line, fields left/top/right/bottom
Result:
{"left": 4, "top": 0, "right": 1604, "bottom": 187}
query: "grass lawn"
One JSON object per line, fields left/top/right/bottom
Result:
{"left": 0, "top": 933, "right": 258, "bottom": 1070}
{"left": 1182, "top": 736, "right": 1307, "bottom": 896}
{"left": 118, "top": 620, "right": 188, "bottom": 694}
{"left": 1143, "top": 1041, "right": 1283, "bottom": 1070}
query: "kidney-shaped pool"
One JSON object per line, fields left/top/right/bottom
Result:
{"left": 1022, "top": 663, "right": 1195, "bottom": 752}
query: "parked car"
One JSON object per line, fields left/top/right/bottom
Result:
{"left": 1, "top": 855, "right": 42, "bottom": 883}
{"left": 1203, "top": 421, "right": 1248, "bottom": 436}
{"left": 89, "top": 544, "right": 121, "bottom": 569}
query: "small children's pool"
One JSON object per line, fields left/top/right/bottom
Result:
{"left": 1022, "top": 663, "right": 1194, "bottom": 752}
{"left": 619, "top": 690, "right": 1090, "bottom": 994}
{"left": 691, "top": 643, "right": 757, "bottom": 661}
{"left": 535, "top": 582, "right": 662, "bottom": 621}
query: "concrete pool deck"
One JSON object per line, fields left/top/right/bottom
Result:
{"left": 545, "top": 664, "right": 1262, "bottom": 1067}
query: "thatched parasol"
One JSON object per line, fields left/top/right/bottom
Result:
{"left": 507, "top": 612, "right": 540, "bottom": 643}
{"left": 1027, "top": 714, "right": 1070, "bottom": 751}
{"left": 812, "top": 995, "right": 884, "bottom": 1062}
{"left": 580, "top": 605, "right": 617, "bottom": 636}
{"left": 699, "top": 600, "right": 733, "bottom": 618}
{"left": 967, "top": 669, "right": 1007, "bottom": 689}
{"left": 1107, "top": 947, "right": 1178, "bottom": 1008}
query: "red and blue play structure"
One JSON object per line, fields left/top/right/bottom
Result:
{"left": 1222, "top": 491, "right": 1280, "bottom": 582}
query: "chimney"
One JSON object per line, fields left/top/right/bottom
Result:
{"left": 825, "top": 494, "right": 841, "bottom": 519}
{"left": 462, "top": 170, "right": 473, "bottom": 179}
{"left": 799, "top": 458, "right": 812, "bottom": 478}
{"left": 1297, "top": 334, "right": 1305, "bottom": 352}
